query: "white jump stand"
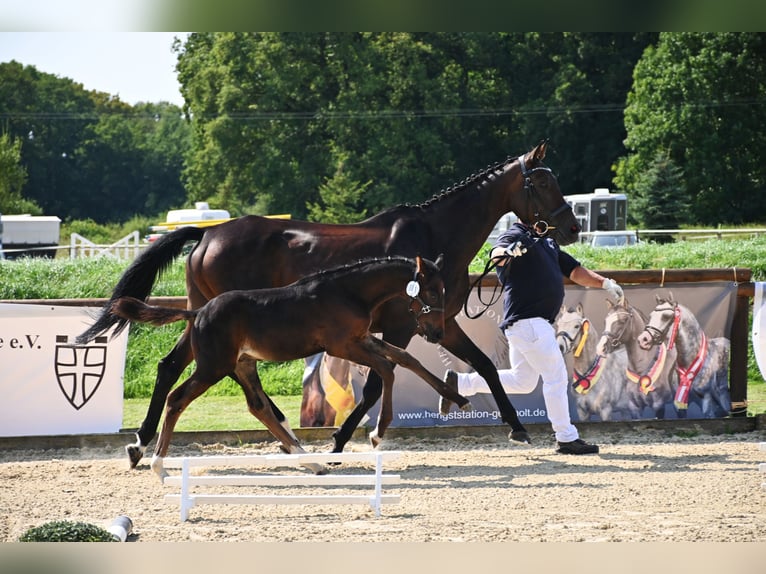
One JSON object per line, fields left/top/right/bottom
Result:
{"left": 162, "top": 451, "right": 402, "bottom": 521}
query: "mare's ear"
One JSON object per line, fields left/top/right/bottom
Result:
{"left": 576, "top": 302, "right": 584, "bottom": 314}
{"left": 434, "top": 253, "right": 444, "bottom": 270}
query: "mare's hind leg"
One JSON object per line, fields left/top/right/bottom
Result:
{"left": 128, "top": 325, "right": 194, "bottom": 469}
{"left": 235, "top": 357, "right": 327, "bottom": 475}
{"left": 150, "top": 370, "right": 216, "bottom": 482}
{"left": 438, "top": 317, "right": 529, "bottom": 443}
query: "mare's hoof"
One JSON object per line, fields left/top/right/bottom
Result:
{"left": 508, "top": 430, "right": 532, "bottom": 445}
{"left": 460, "top": 400, "right": 473, "bottom": 412}
{"left": 438, "top": 369, "right": 458, "bottom": 415}
{"left": 126, "top": 445, "right": 145, "bottom": 469}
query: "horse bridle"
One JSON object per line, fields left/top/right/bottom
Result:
{"left": 556, "top": 321, "right": 583, "bottom": 355}
{"left": 641, "top": 301, "right": 677, "bottom": 346}
{"left": 406, "top": 267, "right": 444, "bottom": 327}
{"left": 602, "top": 310, "right": 633, "bottom": 351}
{"left": 518, "top": 154, "right": 572, "bottom": 236}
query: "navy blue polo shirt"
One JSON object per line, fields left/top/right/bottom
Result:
{"left": 494, "top": 222, "right": 580, "bottom": 329}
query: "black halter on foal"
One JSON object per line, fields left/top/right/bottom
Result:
{"left": 518, "top": 153, "right": 572, "bottom": 237}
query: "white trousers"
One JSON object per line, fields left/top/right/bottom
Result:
{"left": 455, "top": 317, "right": 579, "bottom": 443}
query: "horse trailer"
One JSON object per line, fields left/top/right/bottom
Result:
{"left": 566, "top": 188, "right": 628, "bottom": 233}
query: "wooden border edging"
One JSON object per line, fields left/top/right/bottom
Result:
{"left": 1, "top": 416, "right": 763, "bottom": 453}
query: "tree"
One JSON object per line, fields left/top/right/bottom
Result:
{"left": 615, "top": 33, "right": 766, "bottom": 225}
{"left": 0, "top": 61, "right": 190, "bottom": 223}
{"left": 306, "top": 155, "right": 370, "bottom": 223}
{"left": 176, "top": 33, "right": 651, "bottom": 219}
{"left": 0, "top": 131, "right": 40, "bottom": 214}
{"left": 630, "top": 151, "right": 688, "bottom": 242}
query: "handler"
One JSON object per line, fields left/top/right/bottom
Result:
{"left": 440, "top": 218, "right": 623, "bottom": 455}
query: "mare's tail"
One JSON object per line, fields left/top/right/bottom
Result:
{"left": 110, "top": 296, "right": 198, "bottom": 326}
{"left": 76, "top": 226, "right": 206, "bottom": 343}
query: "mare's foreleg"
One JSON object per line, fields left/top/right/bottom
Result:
{"left": 128, "top": 327, "right": 194, "bottom": 469}
{"left": 150, "top": 371, "right": 215, "bottom": 482}
{"left": 439, "top": 318, "right": 529, "bottom": 443}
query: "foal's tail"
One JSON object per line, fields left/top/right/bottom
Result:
{"left": 76, "top": 226, "right": 206, "bottom": 343}
{"left": 110, "top": 296, "right": 198, "bottom": 327}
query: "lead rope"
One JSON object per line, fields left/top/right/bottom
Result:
{"left": 463, "top": 256, "right": 506, "bottom": 319}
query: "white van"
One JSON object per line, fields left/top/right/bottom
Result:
{"left": 581, "top": 230, "right": 638, "bottom": 248}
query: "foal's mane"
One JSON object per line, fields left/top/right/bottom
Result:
{"left": 293, "top": 255, "right": 423, "bottom": 285}
{"left": 394, "top": 155, "right": 515, "bottom": 210}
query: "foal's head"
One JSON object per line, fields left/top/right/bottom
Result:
{"left": 407, "top": 254, "right": 446, "bottom": 343}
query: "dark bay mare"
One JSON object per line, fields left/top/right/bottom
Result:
{"left": 109, "top": 255, "right": 458, "bottom": 480}
{"left": 78, "top": 141, "right": 581, "bottom": 467}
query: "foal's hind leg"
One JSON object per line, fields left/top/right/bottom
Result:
{"left": 128, "top": 325, "right": 194, "bottom": 469}
{"left": 235, "top": 357, "right": 327, "bottom": 475}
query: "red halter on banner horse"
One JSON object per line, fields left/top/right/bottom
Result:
{"left": 77, "top": 140, "right": 581, "bottom": 468}
{"left": 109, "top": 255, "right": 453, "bottom": 480}
{"left": 637, "top": 293, "right": 731, "bottom": 418}
{"left": 596, "top": 300, "right": 678, "bottom": 419}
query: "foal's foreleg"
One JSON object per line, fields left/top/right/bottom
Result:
{"left": 371, "top": 338, "right": 472, "bottom": 410}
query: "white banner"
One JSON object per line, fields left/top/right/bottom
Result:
{"left": 0, "top": 304, "right": 128, "bottom": 436}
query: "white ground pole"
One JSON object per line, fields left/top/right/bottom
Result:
{"left": 161, "top": 451, "right": 402, "bottom": 522}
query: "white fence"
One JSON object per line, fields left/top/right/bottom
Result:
{"left": 162, "top": 451, "right": 402, "bottom": 521}
{"left": 69, "top": 231, "right": 143, "bottom": 259}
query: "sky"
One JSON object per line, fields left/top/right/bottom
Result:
{"left": 0, "top": 32, "right": 188, "bottom": 107}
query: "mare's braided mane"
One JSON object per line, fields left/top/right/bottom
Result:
{"left": 398, "top": 155, "right": 515, "bottom": 209}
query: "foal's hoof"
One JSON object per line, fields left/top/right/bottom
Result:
{"left": 508, "top": 430, "right": 532, "bottom": 445}
{"left": 126, "top": 444, "right": 145, "bottom": 469}
{"left": 304, "top": 462, "right": 329, "bottom": 475}
{"left": 459, "top": 400, "right": 473, "bottom": 412}
{"left": 368, "top": 430, "right": 382, "bottom": 449}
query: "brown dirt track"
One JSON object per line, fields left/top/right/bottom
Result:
{"left": 2, "top": 419, "right": 766, "bottom": 544}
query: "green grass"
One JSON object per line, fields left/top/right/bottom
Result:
{"left": 123, "top": 395, "right": 304, "bottom": 432}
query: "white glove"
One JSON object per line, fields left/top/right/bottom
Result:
{"left": 503, "top": 241, "right": 527, "bottom": 258}
{"left": 602, "top": 278, "right": 624, "bottom": 302}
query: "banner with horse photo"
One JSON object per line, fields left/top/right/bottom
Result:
{"left": 300, "top": 281, "right": 736, "bottom": 428}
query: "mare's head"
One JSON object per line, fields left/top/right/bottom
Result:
{"left": 511, "top": 141, "right": 580, "bottom": 246}
{"left": 407, "top": 254, "right": 446, "bottom": 343}
{"left": 637, "top": 293, "right": 678, "bottom": 350}
{"left": 555, "top": 303, "right": 590, "bottom": 356}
